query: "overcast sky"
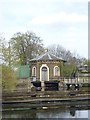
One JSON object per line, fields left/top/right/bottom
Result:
{"left": 0, "top": 0, "right": 88, "bottom": 58}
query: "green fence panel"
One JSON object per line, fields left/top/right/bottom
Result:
{"left": 16, "top": 65, "right": 30, "bottom": 79}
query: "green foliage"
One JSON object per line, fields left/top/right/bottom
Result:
{"left": 63, "top": 63, "right": 77, "bottom": 78}
{"left": 83, "top": 58, "right": 90, "bottom": 66}
{"left": 0, "top": 32, "right": 44, "bottom": 66}
{"left": 2, "top": 46, "right": 13, "bottom": 66}
{"left": 59, "top": 61, "right": 64, "bottom": 77}
{"left": 0, "top": 36, "right": 14, "bottom": 66}
{"left": 2, "top": 65, "right": 17, "bottom": 91}
{"left": 10, "top": 31, "right": 44, "bottom": 65}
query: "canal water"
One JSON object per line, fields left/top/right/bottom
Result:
{"left": 2, "top": 105, "right": 90, "bottom": 119}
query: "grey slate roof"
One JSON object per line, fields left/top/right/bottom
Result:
{"left": 30, "top": 52, "right": 66, "bottom": 62}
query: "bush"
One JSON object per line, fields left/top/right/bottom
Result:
{"left": 2, "top": 64, "right": 17, "bottom": 91}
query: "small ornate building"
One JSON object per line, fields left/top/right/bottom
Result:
{"left": 30, "top": 51, "right": 66, "bottom": 90}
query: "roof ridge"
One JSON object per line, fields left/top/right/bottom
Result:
{"left": 47, "top": 53, "right": 52, "bottom": 60}
{"left": 30, "top": 51, "right": 66, "bottom": 61}
{"left": 50, "top": 53, "right": 65, "bottom": 61}
{"left": 37, "top": 52, "right": 47, "bottom": 60}
{"left": 30, "top": 52, "right": 48, "bottom": 61}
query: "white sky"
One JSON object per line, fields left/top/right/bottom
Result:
{"left": 0, "top": 0, "right": 88, "bottom": 58}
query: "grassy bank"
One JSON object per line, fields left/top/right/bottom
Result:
{"left": 2, "top": 86, "right": 90, "bottom": 111}
{"left": 2, "top": 86, "right": 90, "bottom": 102}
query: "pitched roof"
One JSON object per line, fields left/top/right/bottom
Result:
{"left": 30, "top": 52, "right": 66, "bottom": 62}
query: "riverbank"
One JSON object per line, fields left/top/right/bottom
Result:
{"left": 2, "top": 96, "right": 90, "bottom": 111}
{"left": 3, "top": 105, "right": 90, "bottom": 118}
{"left": 2, "top": 88, "right": 90, "bottom": 102}
{"left": 2, "top": 89, "right": 90, "bottom": 111}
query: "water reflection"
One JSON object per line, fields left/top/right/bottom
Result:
{"left": 70, "top": 109, "right": 75, "bottom": 117}
{"left": 70, "top": 106, "right": 76, "bottom": 117}
{"left": 3, "top": 105, "right": 89, "bottom": 119}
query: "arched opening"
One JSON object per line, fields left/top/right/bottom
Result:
{"left": 32, "top": 66, "right": 36, "bottom": 76}
{"left": 40, "top": 64, "right": 49, "bottom": 81}
{"left": 42, "top": 67, "right": 48, "bottom": 81}
{"left": 32, "top": 66, "right": 36, "bottom": 81}
{"left": 54, "top": 66, "right": 60, "bottom": 76}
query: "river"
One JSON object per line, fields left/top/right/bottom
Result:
{"left": 2, "top": 105, "right": 90, "bottom": 119}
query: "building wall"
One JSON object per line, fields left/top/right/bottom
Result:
{"left": 30, "top": 60, "right": 64, "bottom": 81}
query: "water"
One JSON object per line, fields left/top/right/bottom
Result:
{"left": 2, "top": 105, "right": 89, "bottom": 119}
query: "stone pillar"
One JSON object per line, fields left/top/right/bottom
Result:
{"left": 27, "top": 79, "right": 32, "bottom": 92}
{"left": 41, "top": 81, "right": 45, "bottom": 91}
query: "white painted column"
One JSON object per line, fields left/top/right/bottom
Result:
{"left": 41, "top": 81, "right": 45, "bottom": 91}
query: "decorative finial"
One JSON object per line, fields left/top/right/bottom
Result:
{"left": 45, "top": 48, "right": 48, "bottom": 53}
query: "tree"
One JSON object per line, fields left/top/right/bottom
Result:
{"left": 10, "top": 31, "right": 44, "bottom": 65}
{"left": 82, "top": 58, "right": 90, "bottom": 66}
{"left": 48, "top": 44, "right": 82, "bottom": 78}
{"left": 0, "top": 36, "right": 14, "bottom": 66}
{"left": 48, "top": 44, "right": 82, "bottom": 65}
{"left": 63, "top": 63, "right": 77, "bottom": 78}
{"left": 2, "top": 64, "right": 17, "bottom": 91}
{"left": 0, "top": 36, "right": 5, "bottom": 63}
{"left": 2, "top": 43, "right": 13, "bottom": 66}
